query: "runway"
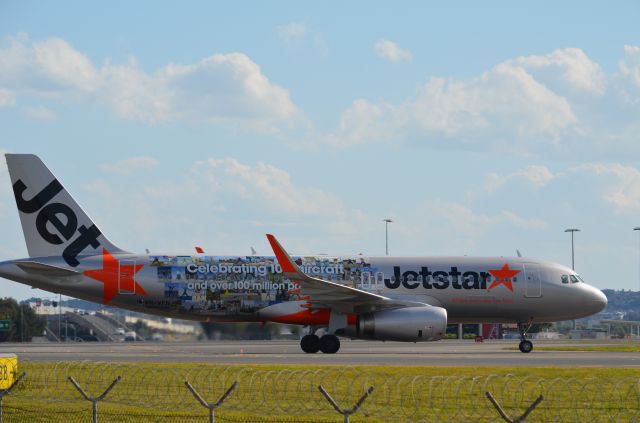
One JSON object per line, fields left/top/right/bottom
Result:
{"left": 2, "top": 340, "right": 639, "bottom": 367}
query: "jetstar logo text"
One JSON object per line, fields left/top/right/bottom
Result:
{"left": 384, "top": 265, "right": 520, "bottom": 292}
{"left": 13, "top": 178, "right": 102, "bottom": 267}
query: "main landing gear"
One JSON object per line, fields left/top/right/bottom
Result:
{"left": 300, "top": 333, "right": 341, "bottom": 354}
{"left": 517, "top": 321, "right": 534, "bottom": 353}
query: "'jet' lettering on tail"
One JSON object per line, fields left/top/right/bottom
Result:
{"left": 13, "top": 178, "right": 102, "bottom": 267}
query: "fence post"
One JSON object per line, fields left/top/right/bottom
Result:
{"left": 485, "top": 391, "right": 544, "bottom": 423}
{"left": 185, "top": 380, "right": 238, "bottom": 423}
{"left": 0, "top": 372, "right": 25, "bottom": 423}
{"left": 318, "top": 385, "right": 374, "bottom": 423}
{"left": 68, "top": 375, "right": 121, "bottom": 423}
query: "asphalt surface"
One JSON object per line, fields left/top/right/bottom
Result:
{"left": 2, "top": 340, "right": 639, "bottom": 367}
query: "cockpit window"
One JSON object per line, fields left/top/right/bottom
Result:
{"left": 561, "top": 275, "right": 569, "bottom": 284}
{"left": 570, "top": 275, "right": 580, "bottom": 283}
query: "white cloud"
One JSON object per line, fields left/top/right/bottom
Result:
{"left": 484, "top": 165, "right": 557, "bottom": 193}
{"left": 0, "top": 149, "right": 9, "bottom": 184}
{"left": 485, "top": 162, "right": 640, "bottom": 215}
{"left": 374, "top": 40, "right": 413, "bottom": 63}
{"left": 330, "top": 58, "right": 577, "bottom": 147}
{"left": 21, "top": 105, "right": 56, "bottom": 121}
{"left": 429, "top": 200, "right": 547, "bottom": 236}
{"left": 276, "top": 23, "right": 328, "bottom": 56}
{"left": 0, "top": 89, "right": 14, "bottom": 107}
{"left": 500, "top": 210, "right": 548, "bottom": 230}
{"left": 153, "top": 53, "right": 300, "bottom": 126}
{"left": 328, "top": 99, "right": 400, "bottom": 145}
{"left": 326, "top": 47, "right": 640, "bottom": 152}
{"left": 0, "top": 149, "right": 12, "bottom": 218}
{"left": 0, "top": 33, "right": 99, "bottom": 94}
{"left": 0, "top": 33, "right": 302, "bottom": 131}
{"left": 509, "top": 48, "right": 605, "bottom": 95}
{"left": 79, "top": 157, "right": 376, "bottom": 252}
{"left": 101, "top": 57, "right": 172, "bottom": 124}
{"left": 277, "top": 22, "right": 307, "bottom": 40}
{"left": 574, "top": 163, "right": 640, "bottom": 214}
{"left": 81, "top": 179, "right": 114, "bottom": 198}
{"left": 193, "top": 158, "right": 348, "bottom": 219}
{"left": 100, "top": 156, "right": 159, "bottom": 175}
{"left": 619, "top": 45, "right": 640, "bottom": 89}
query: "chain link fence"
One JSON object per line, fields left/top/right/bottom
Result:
{"left": 0, "top": 358, "right": 638, "bottom": 422}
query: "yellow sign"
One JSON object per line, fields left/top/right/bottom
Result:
{"left": 0, "top": 354, "right": 18, "bottom": 389}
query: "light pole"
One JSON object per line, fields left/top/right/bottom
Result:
{"left": 383, "top": 219, "right": 392, "bottom": 256}
{"left": 564, "top": 228, "right": 580, "bottom": 270}
{"left": 58, "top": 293, "right": 62, "bottom": 342}
{"left": 634, "top": 227, "right": 640, "bottom": 292}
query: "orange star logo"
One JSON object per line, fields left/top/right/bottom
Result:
{"left": 84, "top": 248, "right": 147, "bottom": 304}
{"left": 487, "top": 264, "right": 520, "bottom": 292}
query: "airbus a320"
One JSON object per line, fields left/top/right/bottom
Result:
{"left": 0, "top": 154, "right": 607, "bottom": 353}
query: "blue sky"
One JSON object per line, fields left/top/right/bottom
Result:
{"left": 1, "top": 1, "right": 640, "bottom": 300}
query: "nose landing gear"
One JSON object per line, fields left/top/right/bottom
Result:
{"left": 519, "top": 339, "right": 533, "bottom": 353}
{"left": 517, "top": 321, "right": 534, "bottom": 353}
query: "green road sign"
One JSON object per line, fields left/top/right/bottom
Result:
{"left": 0, "top": 320, "right": 11, "bottom": 331}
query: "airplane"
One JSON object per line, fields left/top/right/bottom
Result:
{"left": 0, "top": 154, "right": 607, "bottom": 354}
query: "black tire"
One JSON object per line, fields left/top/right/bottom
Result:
{"left": 300, "top": 334, "right": 320, "bottom": 353}
{"left": 519, "top": 340, "right": 533, "bottom": 353}
{"left": 319, "top": 334, "right": 341, "bottom": 354}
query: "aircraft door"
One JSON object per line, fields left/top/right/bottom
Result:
{"left": 119, "top": 260, "right": 137, "bottom": 294}
{"left": 523, "top": 264, "right": 541, "bottom": 298}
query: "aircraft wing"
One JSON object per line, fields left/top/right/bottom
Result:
{"left": 266, "top": 234, "right": 426, "bottom": 314}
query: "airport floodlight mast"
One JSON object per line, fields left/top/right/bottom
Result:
{"left": 59, "top": 292, "right": 62, "bottom": 342}
{"left": 634, "top": 227, "right": 640, "bottom": 292}
{"left": 564, "top": 228, "right": 580, "bottom": 270}
{"left": 383, "top": 219, "right": 392, "bottom": 256}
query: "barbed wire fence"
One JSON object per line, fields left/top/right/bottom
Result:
{"left": 0, "top": 358, "right": 638, "bottom": 422}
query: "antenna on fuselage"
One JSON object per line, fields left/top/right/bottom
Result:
{"left": 516, "top": 249, "right": 522, "bottom": 258}
{"left": 251, "top": 247, "right": 257, "bottom": 255}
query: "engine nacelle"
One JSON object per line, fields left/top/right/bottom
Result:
{"left": 344, "top": 306, "right": 447, "bottom": 342}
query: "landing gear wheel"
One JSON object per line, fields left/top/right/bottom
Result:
{"left": 300, "top": 334, "right": 320, "bottom": 353}
{"left": 519, "top": 340, "right": 533, "bottom": 353}
{"left": 517, "top": 320, "right": 534, "bottom": 354}
{"left": 319, "top": 334, "right": 340, "bottom": 354}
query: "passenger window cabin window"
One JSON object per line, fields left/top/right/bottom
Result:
{"left": 570, "top": 275, "right": 579, "bottom": 283}
{"left": 561, "top": 275, "right": 569, "bottom": 284}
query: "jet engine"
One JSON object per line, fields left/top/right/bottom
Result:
{"left": 345, "top": 306, "right": 447, "bottom": 342}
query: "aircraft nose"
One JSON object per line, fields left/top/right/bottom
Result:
{"left": 589, "top": 287, "right": 608, "bottom": 313}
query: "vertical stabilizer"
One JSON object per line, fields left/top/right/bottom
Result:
{"left": 5, "top": 154, "right": 126, "bottom": 266}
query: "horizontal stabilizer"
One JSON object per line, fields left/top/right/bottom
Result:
{"left": 15, "top": 261, "right": 81, "bottom": 277}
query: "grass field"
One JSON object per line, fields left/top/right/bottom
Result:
{"left": 2, "top": 362, "right": 639, "bottom": 422}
